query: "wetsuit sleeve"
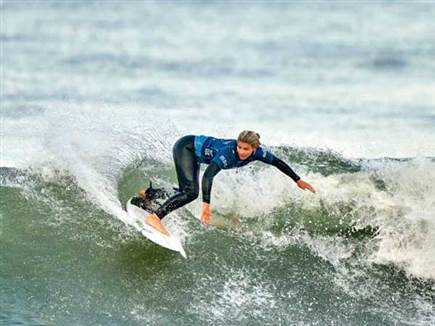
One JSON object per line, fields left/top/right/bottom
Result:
{"left": 254, "top": 147, "right": 301, "bottom": 182}
{"left": 269, "top": 156, "right": 301, "bottom": 182}
{"left": 202, "top": 161, "right": 221, "bottom": 203}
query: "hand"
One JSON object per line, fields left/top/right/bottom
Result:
{"left": 201, "top": 202, "right": 211, "bottom": 225}
{"left": 137, "top": 190, "right": 146, "bottom": 198}
{"left": 297, "top": 179, "right": 316, "bottom": 193}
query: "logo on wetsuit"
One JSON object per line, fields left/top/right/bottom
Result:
{"left": 204, "top": 148, "right": 214, "bottom": 157}
{"left": 219, "top": 155, "right": 228, "bottom": 168}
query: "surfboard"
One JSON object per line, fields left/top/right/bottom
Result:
{"left": 126, "top": 197, "right": 187, "bottom": 258}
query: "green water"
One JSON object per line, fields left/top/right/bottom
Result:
{"left": 1, "top": 164, "right": 434, "bottom": 325}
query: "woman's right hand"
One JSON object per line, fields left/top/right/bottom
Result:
{"left": 296, "top": 179, "right": 316, "bottom": 193}
{"left": 201, "top": 202, "right": 211, "bottom": 225}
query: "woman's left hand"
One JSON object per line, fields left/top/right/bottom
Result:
{"left": 297, "top": 179, "right": 316, "bottom": 193}
{"left": 201, "top": 202, "right": 211, "bottom": 225}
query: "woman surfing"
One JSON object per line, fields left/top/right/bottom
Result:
{"left": 139, "top": 131, "right": 316, "bottom": 235}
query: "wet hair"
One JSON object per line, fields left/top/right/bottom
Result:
{"left": 237, "top": 130, "right": 261, "bottom": 148}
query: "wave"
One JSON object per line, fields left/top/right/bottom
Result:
{"left": 3, "top": 147, "right": 434, "bottom": 282}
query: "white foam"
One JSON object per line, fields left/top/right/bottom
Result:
{"left": 2, "top": 102, "right": 435, "bottom": 280}
{"left": 251, "top": 158, "right": 435, "bottom": 281}
{"left": 190, "top": 269, "right": 277, "bottom": 323}
{"left": 365, "top": 158, "right": 435, "bottom": 279}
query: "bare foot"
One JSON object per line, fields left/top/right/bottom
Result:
{"left": 137, "top": 190, "right": 146, "bottom": 198}
{"left": 146, "top": 213, "right": 170, "bottom": 236}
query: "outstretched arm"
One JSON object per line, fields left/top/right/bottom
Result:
{"left": 269, "top": 156, "right": 316, "bottom": 193}
{"left": 270, "top": 156, "right": 301, "bottom": 182}
{"left": 201, "top": 162, "right": 221, "bottom": 224}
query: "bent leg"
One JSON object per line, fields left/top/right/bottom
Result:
{"left": 155, "top": 135, "right": 199, "bottom": 219}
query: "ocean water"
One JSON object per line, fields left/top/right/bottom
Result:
{"left": 1, "top": 1, "right": 435, "bottom": 325}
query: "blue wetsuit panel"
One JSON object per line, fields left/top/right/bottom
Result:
{"left": 194, "top": 135, "right": 275, "bottom": 169}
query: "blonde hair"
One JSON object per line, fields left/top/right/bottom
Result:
{"left": 237, "top": 130, "right": 261, "bottom": 148}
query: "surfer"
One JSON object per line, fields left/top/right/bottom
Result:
{"left": 140, "top": 131, "right": 316, "bottom": 235}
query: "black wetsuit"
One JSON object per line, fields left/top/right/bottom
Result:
{"left": 155, "top": 135, "right": 300, "bottom": 219}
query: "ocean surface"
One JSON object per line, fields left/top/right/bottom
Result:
{"left": 1, "top": 1, "right": 435, "bottom": 325}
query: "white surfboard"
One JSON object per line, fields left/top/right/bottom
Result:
{"left": 126, "top": 198, "right": 186, "bottom": 258}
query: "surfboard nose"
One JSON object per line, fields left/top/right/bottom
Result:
{"left": 179, "top": 247, "right": 187, "bottom": 259}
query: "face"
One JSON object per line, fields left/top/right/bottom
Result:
{"left": 237, "top": 141, "right": 255, "bottom": 160}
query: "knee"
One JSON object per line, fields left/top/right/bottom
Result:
{"left": 184, "top": 187, "right": 199, "bottom": 202}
